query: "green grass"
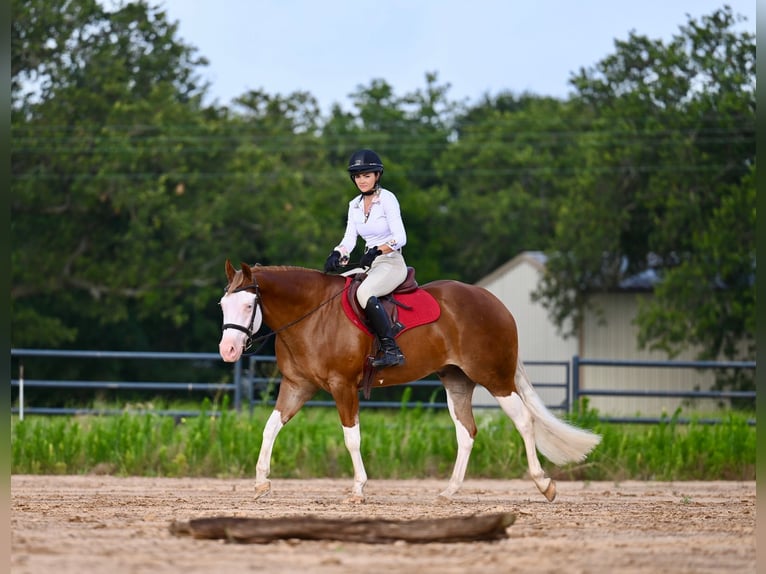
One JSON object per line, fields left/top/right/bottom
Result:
{"left": 11, "top": 396, "right": 756, "bottom": 481}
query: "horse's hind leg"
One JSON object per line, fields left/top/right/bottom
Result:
{"left": 438, "top": 368, "right": 477, "bottom": 499}
{"left": 496, "top": 392, "right": 556, "bottom": 501}
{"left": 330, "top": 382, "right": 368, "bottom": 504}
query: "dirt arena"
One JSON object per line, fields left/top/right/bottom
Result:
{"left": 11, "top": 475, "right": 755, "bottom": 574}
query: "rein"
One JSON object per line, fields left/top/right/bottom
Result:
{"left": 223, "top": 278, "right": 349, "bottom": 357}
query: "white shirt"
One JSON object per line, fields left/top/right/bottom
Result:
{"left": 334, "top": 188, "right": 407, "bottom": 257}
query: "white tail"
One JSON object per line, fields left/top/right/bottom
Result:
{"left": 514, "top": 358, "right": 601, "bottom": 465}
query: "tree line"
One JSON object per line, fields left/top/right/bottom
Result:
{"left": 11, "top": 1, "right": 755, "bottom": 394}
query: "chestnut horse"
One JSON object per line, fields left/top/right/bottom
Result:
{"left": 218, "top": 260, "right": 600, "bottom": 503}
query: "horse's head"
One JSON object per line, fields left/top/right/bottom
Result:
{"left": 218, "top": 260, "right": 263, "bottom": 362}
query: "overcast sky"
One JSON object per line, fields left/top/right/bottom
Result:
{"left": 155, "top": 1, "right": 756, "bottom": 111}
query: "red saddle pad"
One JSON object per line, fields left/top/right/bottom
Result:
{"left": 341, "top": 278, "right": 441, "bottom": 337}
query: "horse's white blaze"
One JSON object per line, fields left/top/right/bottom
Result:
{"left": 218, "top": 290, "right": 262, "bottom": 362}
{"left": 251, "top": 302, "right": 263, "bottom": 333}
{"left": 440, "top": 390, "right": 475, "bottom": 497}
{"left": 342, "top": 422, "right": 368, "bottom": 498}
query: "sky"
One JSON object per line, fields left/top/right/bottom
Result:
{"left": 155, "top": 1, "right": 757, "bottom": 112}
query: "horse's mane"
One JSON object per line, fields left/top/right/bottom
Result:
{"left": 264, "top": 265, "right": 321, "bottom": 273}
{"left": 226, "top": 264, "right": 330, "bottom": 294}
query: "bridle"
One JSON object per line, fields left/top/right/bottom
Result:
{"left": 221, "top": 275, "right": 350, "bottom": 356}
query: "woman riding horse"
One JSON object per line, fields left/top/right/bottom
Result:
{"left": 324, "top": 149, "right": 407, "bottom": 369}
{"left": 218, "top": 262, "right": 602, "bottom": 503}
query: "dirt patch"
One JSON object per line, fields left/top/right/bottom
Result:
{"left": 11, "top": 475, "right": 755, "bottom": 573}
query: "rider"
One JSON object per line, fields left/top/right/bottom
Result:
{"left": 324, "top": 149, "right": 407, "bottom": 368}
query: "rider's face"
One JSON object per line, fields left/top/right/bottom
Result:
{"left": 353, "top": 171, "right": 378, "bottom": 192}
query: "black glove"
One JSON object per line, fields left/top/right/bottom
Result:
{"left": 324, "top": 250, "right": 342, "bottom": 273}
{"left": 360, "top": 247, "right": 382, "bottom": 268}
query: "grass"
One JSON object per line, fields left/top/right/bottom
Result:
{"left": 10, "top": 396, "right": 756, "bottom": 481}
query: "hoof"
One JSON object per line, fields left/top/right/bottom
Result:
{"left": 436, "top": 493, "right": 454, "bottom": 504}
{"left": 543, "top": 480, "right": 557, "bottom": 502}
{"left": 254, "top": 481, "right": 272, "bottom": 499}
{"left": 343, "top": 494, "right": 365, "bottom": 504}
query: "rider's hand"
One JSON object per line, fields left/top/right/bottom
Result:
{"left": 360, "top": 247, "right": 382, "bottom": 269}
{"left": 324, "top": 250, "right": 343, "bottom": 273}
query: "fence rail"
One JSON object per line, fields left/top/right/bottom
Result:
{"left": 9, "top": 349, "right": 756, "bottom": 424}
{"left": 10, "top": 349, "right": 239, "bottom": 419}
{"left": 571, "top": 356, "right": 756, "bottom": 424}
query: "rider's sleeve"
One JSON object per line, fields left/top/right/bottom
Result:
{"left": 334, "top": 200, "right": 359, "bottom": 258}
{"left": 380, "top": 191, "right": 407, "bottom": 250}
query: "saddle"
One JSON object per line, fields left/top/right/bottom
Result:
{"left": 345, "top": 267, "right": 420, "bottom": 336}
{"left": 342, "top": 267, "right": 440, "bottom": 399}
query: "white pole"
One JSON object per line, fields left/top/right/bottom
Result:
{"left": 19, "top": 364, "right": 24, "bottom": 421}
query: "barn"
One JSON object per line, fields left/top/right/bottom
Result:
{"left": 472, "top": 251, "right": 723, "bottom": 417}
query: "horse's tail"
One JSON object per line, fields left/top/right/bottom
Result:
{"left": 514, "top": 358, "right": 601, "bottom": 465}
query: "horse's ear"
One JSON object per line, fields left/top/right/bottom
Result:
{"left": 240, "top": 261, "right": 252, "bottom": 282}
{"left": 225, "top": 259, "right": 237, "bottom": 282}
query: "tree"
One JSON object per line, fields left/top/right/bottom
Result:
{"left": 216, "top": 89, "right": 339, "bottom": 268}
{"left": 11, "top": 0, "right": 223, "bottom": 350}
{"left": 433, "top": 93, "right": 576, "bottom": 281}
{"left": 533, "top": 7, "right": 755, "bottom": 373}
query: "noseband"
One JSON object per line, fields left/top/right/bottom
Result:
{"left": 221, "top": 281, "right": 262, "bottom": 352}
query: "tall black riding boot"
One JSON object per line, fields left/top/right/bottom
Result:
{"left": 364, "top": 296, "right": 405, "bottom": 368}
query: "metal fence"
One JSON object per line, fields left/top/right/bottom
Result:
{"left": 572, "top": 356, "right": 756, "bottom": 424}
{"left": 10, "top": 349, "right": 238, "bottom": 418}
{"left": 9, "top": 348, "right": 756, "bottom": 424}
{"left": 240, "top": 355, "right": 571, "bottom": 412}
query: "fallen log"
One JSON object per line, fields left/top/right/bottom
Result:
{"left": 169, "top": 512, "right": 516, "bottom": 544}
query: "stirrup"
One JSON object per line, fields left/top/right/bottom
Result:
{"left": 371, "top": 349, "right": 405, "bottom": 369}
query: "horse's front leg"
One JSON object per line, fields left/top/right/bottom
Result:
{"left": 254, "top": 410, "right": 283, "bottom": 498}
{"left": 342, "top": 418, "right": 367, "bottom": 503}
{"left": 254, "top": 379, "right": 316, "bottom": 499}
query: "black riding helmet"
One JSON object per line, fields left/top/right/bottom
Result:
{"left": 347, "top": 149, "right": 384, "bottom": 184}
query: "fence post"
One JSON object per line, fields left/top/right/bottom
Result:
{"left": 19, "top": 364, "right": 24, "bottom": 421}
{"left": 571, "top": 355, "right": 580, "bottom": 413}
{"left": 233, "top": 359, "right": 242, "bottom": 412}
{"left": 247, "top": 356, "right": 255, "bottom": 415}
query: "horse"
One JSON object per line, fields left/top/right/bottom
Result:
{"left": 218, "top": 260, "right": 601, "bottom": 503}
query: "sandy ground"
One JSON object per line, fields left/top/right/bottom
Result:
{"left": 11, "top": 475, "right": 755, "bottom": 574}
